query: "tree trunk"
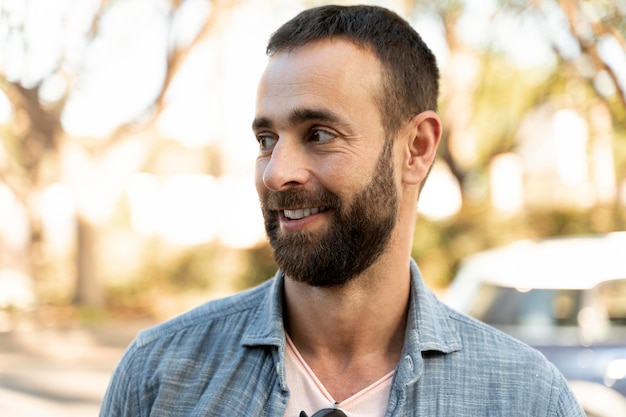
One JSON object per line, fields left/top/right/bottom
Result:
{"left": 74, "top": 215, "right": 102, "bottom": 308}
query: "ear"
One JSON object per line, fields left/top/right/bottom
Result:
{"left": 402, "top": 111, "right": 442, "bottom": 185}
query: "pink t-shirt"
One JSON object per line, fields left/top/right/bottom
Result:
{"left": 283, "top": 335, "right": 394, "bottom": 417}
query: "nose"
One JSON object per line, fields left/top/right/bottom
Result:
{"left": 260, "top": 139, "right": 309, "bottom": 191}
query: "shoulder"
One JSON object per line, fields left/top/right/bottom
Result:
{"left": 103, "top": 278, "right": 277, "bottom": 394}
{"left": 435, "top": 304, "right": 584, "bottom": 415}
{"left": 100, "top": 278, "right": 282, "bottom": 415}
{"left": 444, "top": 303, "right": 544, "bottom": 359}
{"left": 410, "top": 273, "right": 556, "bottom": 379}
{"left": 134, "top": 278, "right": 275, "bottom": 348}
{"left": 444, "top": 304, "right": 513, "bottom": 341}
{"left": 439, "top": 302, "right": 563, "bottom": 387}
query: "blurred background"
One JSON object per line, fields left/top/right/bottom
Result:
{"left": 0, "top": 0, "right": 625, "bottom": 413}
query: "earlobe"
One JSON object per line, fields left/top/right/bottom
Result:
{"left": 403, "top": 111, "right": 442, "bottom": 185}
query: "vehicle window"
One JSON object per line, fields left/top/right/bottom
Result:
{"left": 468, "top": 284, "right": 582, "bottom": 327}
{"left": 597, "top": 279, "right": 626, "bottom": 326}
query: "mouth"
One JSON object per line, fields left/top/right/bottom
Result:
{"left": 283, "top": 206, "right": 329, "bottom": 220}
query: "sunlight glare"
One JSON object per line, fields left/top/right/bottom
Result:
{"left": 40, "top": 183, "right": 76, "bottom": 252}
{"left": 490, "top": 153, "right": 524, "bottom": 216}
{"left": 419, "top": 162, "right": 462, "bottom": 221}
{"left": 0, "top": 185, "right": 29, "bottom": 249}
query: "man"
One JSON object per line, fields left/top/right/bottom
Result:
{"left": 100, "top": 5, "right": 585, "bottom": 416}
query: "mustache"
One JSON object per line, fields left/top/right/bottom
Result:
{"left": 262, "top": 187, "right": 341, "bottom": 211}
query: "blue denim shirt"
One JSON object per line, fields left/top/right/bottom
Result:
{"left": 100, "top": 260, "right": 585, "bottom": 416}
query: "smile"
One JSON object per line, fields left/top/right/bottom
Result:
{"left": 283, "top": 207, "right": 328, "bottom": 220}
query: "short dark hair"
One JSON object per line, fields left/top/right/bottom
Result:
{"left": 266, "top": 5, "right": 439, "bottom": 134}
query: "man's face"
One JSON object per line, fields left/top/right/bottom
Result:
{"left": 261, "top": 138, "right": 397, "bottom": 286}
{"left": 253, "top": 39, "right": 399, "bottom": 286}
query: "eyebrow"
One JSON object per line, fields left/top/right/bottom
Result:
{"left": 252, "top": 107, "right": 343, "bottom": 132}
{"left": 251, "top": 117, "right": 272, "bottom": 131}
{"left": 289, "top": 108, "right": 341, "bottom": 126}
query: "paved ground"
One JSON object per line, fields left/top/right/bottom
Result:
{"left": 0, "top": 318, "right": 152, "bottom": 417}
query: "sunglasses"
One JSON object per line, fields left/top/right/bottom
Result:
{"left": 299, "top": 408, "right": 347, "bottom": 417}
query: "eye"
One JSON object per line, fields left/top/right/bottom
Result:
{"left": 309, "top": 129, "right": 336, "bottom": 143}
{"left": 257, "top": 134, "right": 278, "bottom": 153}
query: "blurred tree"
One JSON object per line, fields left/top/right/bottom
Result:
{"left": 0, "top": 0, "right": 624, "bottom": 312}
{"left": 0, "top": 0, "right": 239, "bottom": 307}
{"left": 538, "top": 0, "right": 625, "bottom": 122}
{"left": 403, "top": 0, "right": 625, "bottom": 286}
{"left": 408, "top": 0, "right": 625, "bottom": 206}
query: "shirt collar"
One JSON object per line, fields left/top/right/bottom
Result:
{"left": 406, "top": 259, "right": 462, "bottom": 354}
{"left": 242, "top": 270, "right": 286, "bottom": 348}
{"left": 390, "top": 260, "right": 463, "bottom": 389}
{"left": 242, "top": 260, "right": 463, "bottom": 356}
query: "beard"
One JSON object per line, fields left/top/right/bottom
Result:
{"left": 260, "top": 139, "right": 398, "bottom": 287}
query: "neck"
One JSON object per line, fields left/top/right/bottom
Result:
{"left": 289, "top": 260, "right": 409, "bottom": 335}
{"left": 283, "top": 254, "right": 410, "bottom": 401}
{"left": 283, "top": 205, "right": 416, "bottom": 359}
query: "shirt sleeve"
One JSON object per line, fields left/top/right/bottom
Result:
{"left": 551, "top": 366, "right": 586, "bottom": 417}
{"left": 99, "top": 342, "right": 142, "bottom": 417}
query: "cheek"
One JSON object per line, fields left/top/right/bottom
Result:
{"left": 317, "top": 160, "right": 369, "bottom": 198}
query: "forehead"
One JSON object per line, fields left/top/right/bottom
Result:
{"left": 255, "top": 38, "right": 383, "bottom": 127}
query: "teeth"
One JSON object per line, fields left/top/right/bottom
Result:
{"left": 283, "top": 207, "right": 326, "bottom": 220}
